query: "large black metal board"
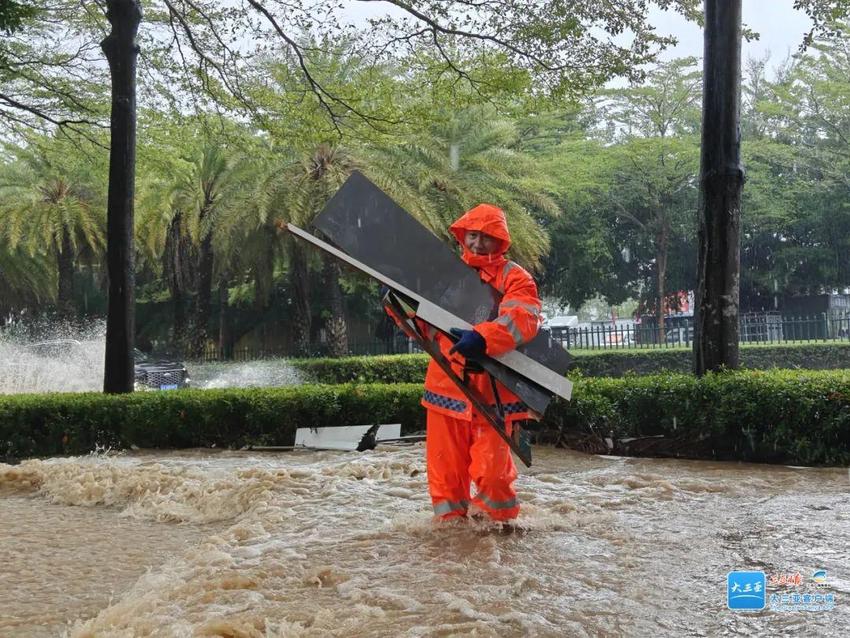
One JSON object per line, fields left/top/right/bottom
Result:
{"left": 313, "top": 171, "right": 572, "bottom": 377}
{"left": 288, "top": 222, "right": 561, "bottom": 415}
{"left": 314, "top": 172, "right": 499, "bottom": 325}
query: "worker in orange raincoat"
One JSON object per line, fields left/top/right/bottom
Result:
{"left": 387, "top": 203, "right": 542, "bottom": 522}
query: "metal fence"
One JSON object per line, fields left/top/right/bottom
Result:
{"left": 549, "top": 312, "right": 850, "bottom": 351}
{"left": 191, "top": 312, "right": 850, "bottom": 361}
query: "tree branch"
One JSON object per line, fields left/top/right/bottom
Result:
{"left": 245, "top": 0, "right": 402, "bottom": 133}
{"left": 0, "top": 91, "right": 107, "bottom": 142}
{"left": 356, "top": 0, "right": 572, "bottom": 72}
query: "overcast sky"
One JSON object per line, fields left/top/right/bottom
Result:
{"left": 652, "top": 1, "right": 812, "bottom": 70}
{"left": 343, "top": 1, "right": 813, "bottom": 76}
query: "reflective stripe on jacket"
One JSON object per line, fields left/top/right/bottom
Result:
{"left": 421, "top": 203, "right": 542, "bottom": 423}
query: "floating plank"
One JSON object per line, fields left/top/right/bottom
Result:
{"left": 294, "top": 424, "right": 402, "bottom": 451}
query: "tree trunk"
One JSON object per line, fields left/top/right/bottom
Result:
{"left": 56, "top": 228, "right": 75, "bottom": 319}
{"left": 101, "top": 0, "right": 142, "bottom": 394}
{"left": 656, "top": 224, "right": 669, "bottom": 345}
{"left": 191, "top": 233, "right": 214, "bottom": 357}
{"left": 164, "top": 212, "right": 189, "bottom": 349}
{"left": 694, "top": 0, "right": 743, "bottom": 375}
{"left": 290, "top": 241, "right": 311, "bottom": 356}
{"left": 218, "top": 277, "right": 232, "bottom": 359}
{"left": 324, "top": 257, "right": 348, "bottom": 357}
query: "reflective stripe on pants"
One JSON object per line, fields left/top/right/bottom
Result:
{"left": 433, "top": 499, "right": 470, "bottom": 517}
{"left": 471, "top": 491, "right": 519, "bottom": 520}
{"left": 426, "top": 409, "right": 519, "bottom": 521}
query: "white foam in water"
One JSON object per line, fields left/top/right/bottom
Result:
{"left": 1, "top": 447, "right": 849, "bottom": 637}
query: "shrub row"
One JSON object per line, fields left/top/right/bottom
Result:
{"left": 572, "top": 342, "right": 850, "bottom": 377}
{"left": 0, "top": 384, "right": 424, "bottom": 461}
{"left": 292, "top": 354, "right": 429, "bottom": 384}
{"left": 3, "top": 369, "right": 849, "bottom": 466}
{"left": 547, "top": 369, "right": 850, "bottom": 466}
{"left": 292, "top": 342, "right": 850, "bottom": 383}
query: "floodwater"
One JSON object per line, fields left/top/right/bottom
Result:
{"left": 1, "top": 446, "right": 847, "bottom": 637}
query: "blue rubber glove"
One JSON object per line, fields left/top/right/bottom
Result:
{"left": 448, "top": 328, "right": 486, "bottom": 359}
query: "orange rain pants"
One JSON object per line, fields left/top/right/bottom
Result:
{"left": 426, "top": 409, "right": 519, "bottom": 521}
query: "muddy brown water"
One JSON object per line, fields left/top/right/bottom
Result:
{"left": 1, "top": 446, "right": 847, "bottom": 637}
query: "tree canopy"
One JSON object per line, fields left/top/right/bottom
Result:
{"left": 3, "top": 3, "right": 850, "bottom": 359}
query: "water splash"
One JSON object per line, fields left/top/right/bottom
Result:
{"left": 0, "top": 318, "right": 106, "bottom": 394}
{"left": 189, "top": 359, "right": 305, "bottom": 389}
{"left": 0, "top": 318, "right": 304, "bottom": 392}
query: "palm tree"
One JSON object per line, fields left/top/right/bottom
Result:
{"left": 248, "top": 143, "right": 384, "bottom": 357}
{"left": 208, "top": 147, "right": 290, "bottom": 357}
{"left": 0, "top": 246, "right": 54, "bottom": 317}
{"left": 137, "top": 178, "right": 197, "bottom": 350}
{"left": 256, "top": 144, "right": 361, "bottom": 357}
{"left": 137, "top": 141, "right": 247, "bottom": 356}
{"left": 371, "top": 106, "right": 560, "bottom": 272}
{"left": 298, "top": 145, "right": 361, "bottom": 356}
{"left": 0, "top": 147, "right": 104, "bottom": 318}
{"left": 171, "top": 144, "right": 246, "bottom": 356}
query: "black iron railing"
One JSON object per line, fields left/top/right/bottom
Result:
{"left": 548, "top": 312, "right": 850, "bottom": 350}
{"left": 189, "top": 312, "right": 850, "bottom": 361}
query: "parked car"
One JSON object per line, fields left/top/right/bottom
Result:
{"left": 24, "top": 340, "right": 190, "bottom": 390}
{"left": 134, "top": 348, "right": 191, "bottom": 390}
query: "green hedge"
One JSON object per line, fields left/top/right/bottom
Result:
{"left": 572, "top": 342, "right": 850, "bottom": 377}
{"left": 545, "top": 370, "right": 850, "bottom": 466}
{"left": 0, "top": 384, "right": 424, "bottom": 461}
{"left": 3, "top": 369, "right": 850, "bottom": 466}
{"left": 292, "top": 342, "right": 850, "bottom": 383}
{"left": 293, "top": 354, "right": 429, "bottom": 384}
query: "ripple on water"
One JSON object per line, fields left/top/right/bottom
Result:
{"left": 0, "top": 446, "right": 846, "bottom": 637}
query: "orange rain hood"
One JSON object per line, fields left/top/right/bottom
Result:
{"left": 449, "top": 203, "right": 512, "bottom": 255}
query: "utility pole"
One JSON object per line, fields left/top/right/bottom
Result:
{"left": 101, "top": 0, "right": 142, "bottom": 393}
{"left": 694, "top": 0, "right": 743, "bottom": 376}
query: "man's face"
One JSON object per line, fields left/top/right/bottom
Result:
{"left": 464, "top": 230, "right": 501, "bottom": 255}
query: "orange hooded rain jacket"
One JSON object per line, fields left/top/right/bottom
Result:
{"left": 420, "top": 203, "right": 543, "bottom": 424}
{"left": 384, "top": 203, "right": 542, "bottom": 521}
